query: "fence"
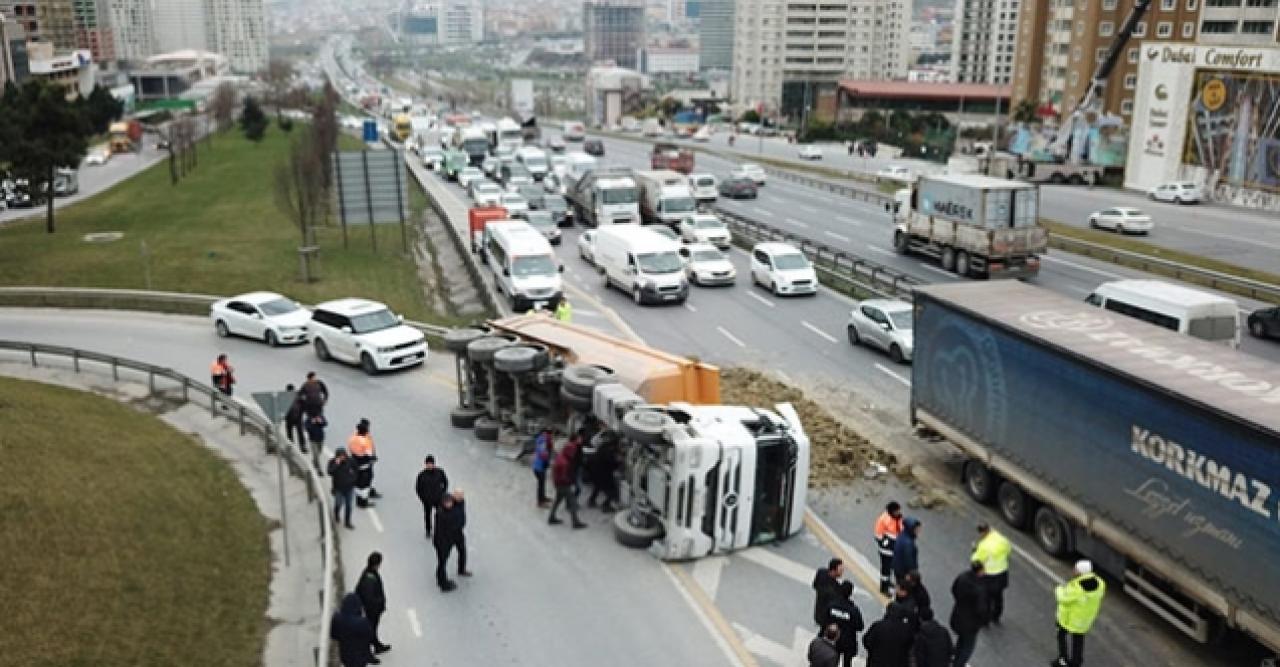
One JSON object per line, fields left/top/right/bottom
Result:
{"left": 0, "top": 339, "right": 337, "bottom": 666}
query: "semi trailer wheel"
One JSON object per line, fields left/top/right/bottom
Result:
{"left": 466, "top": 335, "right": 515, "bottom": 364}
{"left": 622, "top": 410, "right": 673, "bottom": 446}
{"left": 444, "top": 327, "right": 487, "bottom": 354}
{"left": 997, "top": 481, "right": 1032, "bottom": 529}
{"left": 449, "top": 407, "right": 486, "bottom": 429}
{"left": 963, "top": 460, "right": 996, "bottom": 504}
{"left": 1034, "top": 506, "right": 1071, "bottom": 557}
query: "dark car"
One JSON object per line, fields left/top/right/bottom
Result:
{"left": 545, "top": 137, "right": 566, "bottom": 153}
{"left": 583, "top": 139, "right": 605, "bottom": 156}
{"left": 718, "top": 176, "right": 758, "bottom": 199}
{"left": 543, "top": 194, "right": 573, "bottom": 227}
{"left": 1248, "top": 306, "right": 1280, "bottom": 340}
{"left": 517, "top": 183, "right": 546, "bottom": 209}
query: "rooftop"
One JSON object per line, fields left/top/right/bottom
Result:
{"left": 839, "top": 80, "right": 1011, "bottom": 101}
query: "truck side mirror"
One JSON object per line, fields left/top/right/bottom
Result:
{"left": 503, "top": 268, "right": 510, "bottom": 276}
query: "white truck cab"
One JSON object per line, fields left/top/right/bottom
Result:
{"left": 515, "top": 146, "right": 550, "bottom": 181}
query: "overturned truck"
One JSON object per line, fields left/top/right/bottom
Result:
{"left": 442, "top": 314, "right": 810, "bottom": 559}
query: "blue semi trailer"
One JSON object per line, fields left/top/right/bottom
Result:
{"left": 911, "top": 281, "right": 1280, "bottom": 653}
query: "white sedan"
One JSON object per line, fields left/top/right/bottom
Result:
{"left": 85, "top": 150, "right": 109, "bottom": 166}
{"left": 847, "top": 299, "right": 914, "bottom": 364}
{"left": 798, "top": 145, "right": 823, "bottom": 160}
{"left": 577, "top": 230, "right": 597, "bottom": 265}
{"left": 678, "top": 244, "right": 736, "bottom": 286}
{"left": 732, "top": 164, "right": 767, "bottom": 186}
{"left": 500, "top": 192, "right": 529, "bottom": 218}
{"left": 211, "top": 292, "right": 312, "bottom": 346}
{"left": 1088, "top": 207, "right": 1153, "bottom": 234}
{"left": 457, "top": 167, "right": 484, "bottom": 188}
{"left": 678, "top": 213, "right": 732, "bottom": 249}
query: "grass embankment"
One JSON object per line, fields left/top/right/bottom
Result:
{"left": 0, "top": 377, "right": 269, "bottom": 666}
{"left": 0, "top": 128, "right": 450, "bottom": 323}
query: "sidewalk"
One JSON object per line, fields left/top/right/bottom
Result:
{"left": 0, "top": 359, "right": 329, "bottom": 666}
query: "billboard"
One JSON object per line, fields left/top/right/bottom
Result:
{"left": 1182, "top": 69, "right": 1280, "bottom": 194}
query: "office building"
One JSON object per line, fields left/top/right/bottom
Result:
{"left": 1196, "top": 0, "right": 1280, "bottom": 44}
{"left": 641, "top": 45, "right": 699, "bottom": 74}
{"left": 71, "top": 0, "right": 113, "bottom": 63}
{"left": 26, "top": 39, "right": 93, "bottom": 96}
{"left": 107, "top": 0, "right": 155, "bottom": 63}
{"left": 584, "top": 0, "right": 645, "bottom": 69}
{"left": 1010, "top": 0, "right": 1200, "bottom": 120}
{"left": 1, "top": 12, "right": 28, "bottom": 86}
{"left": 153, "top": 0, "right": 207, "bottom": 53}
{"left": 152, "top": 0, "right": 265, "bottom": 73}
{"left": 698, "top": 0, "right": 732, "bottom": 70}
{"left": 731, "top": 0, "right": 910, "bottom": 116}
{"left": 950, "top": 0, "right": 1019, "bottom": 85}
{"left": 440, "top": 0, "right": 483, "bottom": 43}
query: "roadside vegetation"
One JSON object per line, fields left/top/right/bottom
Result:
{"left": 0, "top": 377, "right": 269, "bottom": 666}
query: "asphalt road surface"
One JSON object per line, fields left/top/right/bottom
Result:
{"left": 0, "top": 141, "right": 168, "bottom": 226}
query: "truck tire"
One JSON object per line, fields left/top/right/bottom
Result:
{"left": 560, "top": 386, "right": 594, "bottom": 412}
{"left": 493, "top": 344, "right": 549, "bottom": 374}
{"left": 622, "top": 410, "right": 672, "bottom": 446}
{"left": 997, "top": 481, "right": 1032, "bottom": 529}
{"left": 893, "top": 230, "right": 909, "bottom": 254}
{"left": 963, "top": 461, "right": 996, "bottom": 504}
{"left": 940, "top": 247, "right": 956, "bottom": 272}
{"left": 449, "top": 406, "right": 486, "bottom": 429}
{"left": 954, "top": 251, "right": 970, "bottom": 278}
{"left": 467, "top": 335, "right": 515, "bottom": 364}
{"left": 1033, "top": 507, "right": 1071, "bottom": 557}
{"left": 474, "top": 417, "right": 501, "bottom": 442}
{"left": 444, "top": 327, "right": 487, "bottom": 354}
{"left": 614, "top": 510, "right": 663, "bottom": 549}
{"left": 561, "top": 364, "right": 616, "bottom": 398}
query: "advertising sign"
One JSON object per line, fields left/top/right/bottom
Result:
{"left": 1183, "top": 70, "right": 1280, "bottom": 194}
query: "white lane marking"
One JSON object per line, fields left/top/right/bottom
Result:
{"left": 1010, "top": 539, "right": 1065, "bottom": 585}
{"left": 407, "top": 608, "right": 423, "bottom": 637}
{"left": 875, "top": 363, "right": 911, "bottom": 387}
{"left": 801, "top": 321, "right": 839, "bottom": 344}
{"left": 1176, "top": 225, "right": 1280, "bottom": 251}
{"left": 368, "top": 508, "right": 385, "bottom": 533}
{"left": 692, "top": 555, "right": 729, "bottom": 599}
{"left": 684, "top": 302, "right": 698, "bottom": 313}
{"left": 824, "top": 230, "right": 851, "bottom": 243}
{"left": 797, "top": 204, "right": 818, "bottom": 214}
{"left": 746, "top": 291, "right": 776, "bottom": 308}
{"left": 784, "top": 217, "right": 810, "bottom": 228}
{"left": 774, "top": 370, "right": 794, "bottom": 384}
{"left": 737, "top": 547, "right": 816, "bottom": 586}
{"left": 662, "top": 565, "right": 751, "bottom": 667}
{"left": 731, "top": 623, "right": 812, "bottom": 666}
{"left": 804, "top": 509, "right": 882, "bottom": 591}
{"left": 922, "top": 264, "right": 954, "bottom": 278}
{"left": 717, "top": 326, "right": 747, "bottom": 348}
{"left": 866, "top": 245, "right": 895, "bottom": 257}
{"left": 1042, "top": 255, "right": 1123, "bottom": 279}
{"left": 838, "top": 216, "right": 864, "bottom": 226}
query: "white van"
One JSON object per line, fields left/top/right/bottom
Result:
{"left": 594, "top": 226, "right": 689, "bottom": 305}
{"left": 515, "top": 146, "right": 550, "bottom": 181}
{"left": 482, "top": 221, "right": 564, "bottom": 311}
{"left": 563, "top": 152, "right": 598, "bottom": 188}
{"left": 689, "top": 173, "right": 718, "bottom": 203}
{"left": 1085, "top": 279, "right": 1240, "bottom": 346}
{"left": 563, "top": 121, "right": 586, "bottom": 142}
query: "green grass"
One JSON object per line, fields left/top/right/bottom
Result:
{"left": 0, "top": 377, "right": 270, "bottom": 666}
{"left": 0, "top": 127, "right": 449, "bottom": 324}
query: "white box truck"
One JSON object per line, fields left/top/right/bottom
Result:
{"left": 634, "top": 169, "right": 698, "bottom": 227}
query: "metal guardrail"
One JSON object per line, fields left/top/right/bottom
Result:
{"left": 0, "top": 339, "right": 337, "bottom": 666}
{"left": 714, "top": 207, "right": 921, "bottom": 300}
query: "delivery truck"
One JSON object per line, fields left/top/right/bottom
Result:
{"left": 911, "top": 281, "right": 1280, "bottom": 654}
{"left": 634, "top": 169, "right": 697, "bottom": 227}
{"left": 889, "top": 174, "right": 1047, "bottom": 279}
{"left": 565, "top": 168, "right": 640, "bottom": 227}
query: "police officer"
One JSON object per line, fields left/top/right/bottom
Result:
{"left": 873, "top": 501, "right": 904, "bottom": 595}
{"left": 1053, "top": 560, "right": 1106, "bottom": 667}
{"left": 972, "top": 522, "right": 1011, "bottom": 623}
{"left": 821, "top": 581, "right": 864, "bottom": 667}
{"left": 348, "top": 419, "right": 380, "bottom": 507}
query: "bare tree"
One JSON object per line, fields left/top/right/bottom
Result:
{"left": 274, "top": 132, "right": 325, "bottom": 282}
{"left": 311, "top": 82, "right": 340, "bottom": 199}
{"left": 262, "top": 59, "right": 295, "bottom": 120}
{"left": 209, "top": 83, "right": 237, "bottom": 134}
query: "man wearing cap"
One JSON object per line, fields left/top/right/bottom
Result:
{"left": 415, "top": 455, "right": 449, "bottom": 538}
{"left": 971, "top": 522, "right": 1011, "bottom": 623}
{"left": 1053, "top": 560, "right": 1106, "bottom": 667}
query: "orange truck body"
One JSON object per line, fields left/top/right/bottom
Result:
{"left": 488, "top": 314, "right": 721, "bottom": 405}
{"left": 468, "top": 206, "right": 508, "bottom": 252}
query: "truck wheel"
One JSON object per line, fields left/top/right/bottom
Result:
{"left": 559, "top": 386, "right": 594, "bottom": 412}
{"left": 889, "top": 344, "right": 905, "bottom": 364}
{"left": 893, "top": 230, "right": 909, "bottom": 254}
{"left": 614, "top": 510, "right": 663, "bottom": 549}
{"left": 467, "top": 335, "right": 516, "bottom": 364}
{"left": 940, "top": 247, "right": 956, "bottom": 272}
{"left": 474, "top": 417, "right": 501, "bottom": 442}
{"left": 963, "top": 461, "right": 996, "bottom": 504}
{"left": 493, "top": 344, "right": 549, "bottom": 374}
{"left": 444, "top": 327, "right": 488, "bottom": 354}
{"left": 449, "top": 407, "right": 486, "bottom": 429}
{"left": 622, "top": 410, "right": 673, "bottom": 446}
{"left": 561, "top": 364, "right": 616, "bottom": 398}
{"left": 997, "top": 481, "right": 1032, "bottom": 529}
{"left": 954, "top": 251, "right": 970, "bottom": 278}
{"left": 1033, "top": 507, "right": 1071, "bottom": 557}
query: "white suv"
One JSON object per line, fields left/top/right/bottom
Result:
{"left": 751, "top": 243, "right": 818, "bottom": 296}
{"left": 310, "top": 298, "right": 428, "bottom": 374}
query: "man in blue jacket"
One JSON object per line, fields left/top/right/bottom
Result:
{"left": 892, "top": 517, "right": 922, "bottom": 587}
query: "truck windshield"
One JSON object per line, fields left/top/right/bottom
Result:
{"left": 351, "top": 309, "right": 400, "bottom": 334}
{"left": 660, "top": 197, "right": 697, "bottom": 213}
{"left": 603, "top": 188, "right": 638, "bottom": 204}
{"left": 512, "top": 255, "right": 557, "bottom": 277}
{"left": 464, "top": 138, "right": 488, "bottom": 154}
{"left": 637, "top": 251, "right": 684, "bottom": 274}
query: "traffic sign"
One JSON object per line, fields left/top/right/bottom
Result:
{"left": 252, "top": 390, "right": 298, "bottom": 423}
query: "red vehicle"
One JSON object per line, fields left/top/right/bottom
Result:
{"left": 469, "top": 206, "right": 508, "bottom": 252}
{"left": 651, "top": 143, "right": 694, "bottom": 174}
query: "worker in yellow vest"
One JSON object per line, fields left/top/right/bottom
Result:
{"left": 1053, "top": 560, "right": 1106, "bottom": 667}
{"left": 555, "top": 299, "right": 572, "bottom": 323}
{"left": 348, "top": 418, "right": 381, "bottom": 507}
{"left": 971, "top": 522, "right": 1012, "bottom": 623}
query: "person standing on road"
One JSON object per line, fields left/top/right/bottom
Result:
{"left": 569, "top": 428, "right": 587, "bottom": 498}
{"left": 450, "top": 490, "right": 471, "bottom": 578}
{"left": 284, "top": 384, "right": 308, "bottom": 453}
{"left": 531, "top": 429, "right": 555, "bottom": 507}
{"left": 912, "top": 607, "right": 954, "bottom": 667}
{"left": 891, "top": 517, "right": 922, "bottom": 587}
{"left": 211, "top": 354, "right": 235, "bottom": 396}
{"left": 971, "top": 523, "right": 1011, "bottom": 623}
{"left": 327, "top": 447, "right": 356, "bottom": 529}
{"left": 862, "top": 603, "right": 916, "bottom": 667}
{"left": 949, "top": 560, "right": 988, "bottom": 667}
{"left": 586, "top": 431, "right": 620, "bottom": 512}
{"left": 348, "top": 419, "right": 380, "bottom": 507}
{"left": 548, "top": 436, "right": 586, "bottom": 528}
{"left": 821, "top": 581, "right": 864, "bottom": 667}
{"left": 433, "top": 492, "right": 468, "bottom": 591}
{"left": 415, "top": 455, "right": 449, "bottom": 538}
{"left": 330, "top": 592, "right": 377, "bottom": 667}
{"left": 306, "top": 411, "right": 328, "bottom": 473}
{"left": 299, "top": 371, "right": 329, "bottom": 418}
{"left": 808, "top": 624, "right": 841, "bottom": 667}
{"left": 355, "top": 552, "right": 392, "bottom": 655}
{"left": 874, "top": 501, "right": 904, "bottom": 595}
{"left": 886, "top": 585, "right": 921, "bottom": 636}
{"left": 1053, "top": 560, "right": 1106, "bottom": 667}
{"left": 902, "top": 570, "right": 932, "bottom": 620}
{"left": 555, "top": 298, "right": 572, "bottom": 323}
{"left": 811, "top": 558, "right": 844, "bottom": 628}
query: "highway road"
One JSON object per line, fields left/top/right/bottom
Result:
{"left": 0, "top": 140, "right": 169, "bottom": 226}
{"left": 640, "top": 130, "right": 1280, "bottom": 274}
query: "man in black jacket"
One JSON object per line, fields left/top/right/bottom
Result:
{"left": 863, "top": 604, "right": 916, "bottom": 667}
{"left": 812, "top": 558, "right": 844, "bottom": 627}
{"left": 299, "top": 371, "right": 329, "bottom": 419}
{"left": 415, "top": 455, "right": 449, "bottom": 538}
{"left": 328, "top": 448, "right": 357, "bottom": 529}
{"left": 902, "top": 570, "right": 932, "bottom": 621}
{"left": 821, "top": 581, "right": 865, "bottom": 667}
{"left": 433, "top": 491, "right": 470, "bottom": 591}
{"left": 912, "top": 608, "right": 954, "bottom": 667}
{"left": 330, "top": 593, "right": 377, "bottom": 667}
{"left": 283, "top": 384, "right": 308, "bottom": 452}
{"left": 355, "top": 552, "right": 392, "bottom": 655}
{"left": 950, "top": 561, "right": 989, "bottom": 667}
{"left": 808, "top": 625, "right": 841, "bottom": 667}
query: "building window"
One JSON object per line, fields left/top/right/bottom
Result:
{"left": 1161, "top": 0, "right": 1176, "bottom": 9}
{"left": 1182, "top": 21, "right": 1195, "bottom": 37}
{"left": 1099, "top": 21, "right": 1114, "bottom": 36}
{"left": 1186, "top": 0, "right": 1198, "bottom": 8}
{"left": 1156, "top": 21, "right": 1172, "bottom": 37}
{"left": 1073, "top": 46, "right": 1082, "bottom": 60}
{"left": 1103, "top": 0, "right": 1117, "bottom": 8}
{"left": 1096, "top": 47, "right": 1108, "bottom": 61}
{"left": 1124, "top": 73, "right": 1137, "bottom": 88}
{"left": 1077, "top": 20, "right": 1085, "bottom": 35}
{"left": 1205, "top": 0, "right": 1240, "bottom": 5}
{"left": 1128, "top": 47, "right": 1139, "bottom": 63}
{"left": 1245, "top": 0, "right": 1276, "bottom": 7}
{"left": 1134, "top": 21, "right": 1147, "bottom": 36}
{"left": 1200, "top": 19, "right": 1237, "bottom": 33}
{"left": 1242, "top": 20, "right": 1275, "bottom": 32}
{"left": 1121, "top": 99, "right": 1133, "bottom": 115}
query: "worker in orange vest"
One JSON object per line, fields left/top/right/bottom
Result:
{"left": 210, "top": 354, "right": 235, "bottom": 396}
{"left": 874, "top": 500, "right": 904, "bottom": 596}
{"left": 348, "top": 418, "right": 381, "bottom": 507}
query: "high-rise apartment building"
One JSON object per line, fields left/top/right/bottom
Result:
{"left": 584, "top": 0, "right": 645, "bottom": 69}
{"left": 698, "top": 0, "right": 733, "bottom": 70}
{"left": 731, "top": 0, "right": 910, "bottom": 114}
{"left": 153, "top": 0, "right": 207, "bottom": 53}
{"left": 1196, "top": 0, "right": 1280, "bottom": 44}
{"left": 950, "top": 0, "right": 1020, "bottom": 84}
{"left": 440, "top": 0, "right": 483, "bottom": 43}
{"left": 2, "top": 1, "right": 111, "bottom": 65}
{"left": 107, "top": 0, "right": 155, "bottom": 63}
{"left": 206, "top": 0, "right": 266, "bottom": 72}
{"left": 1010, "top": 0, "right": 1201, "bottom": 120}
{"left": 1, "top": 12, "right": 29, "bottom": 86}
{"left": 71, "top": 0, "right": 113, "bottom": 63}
